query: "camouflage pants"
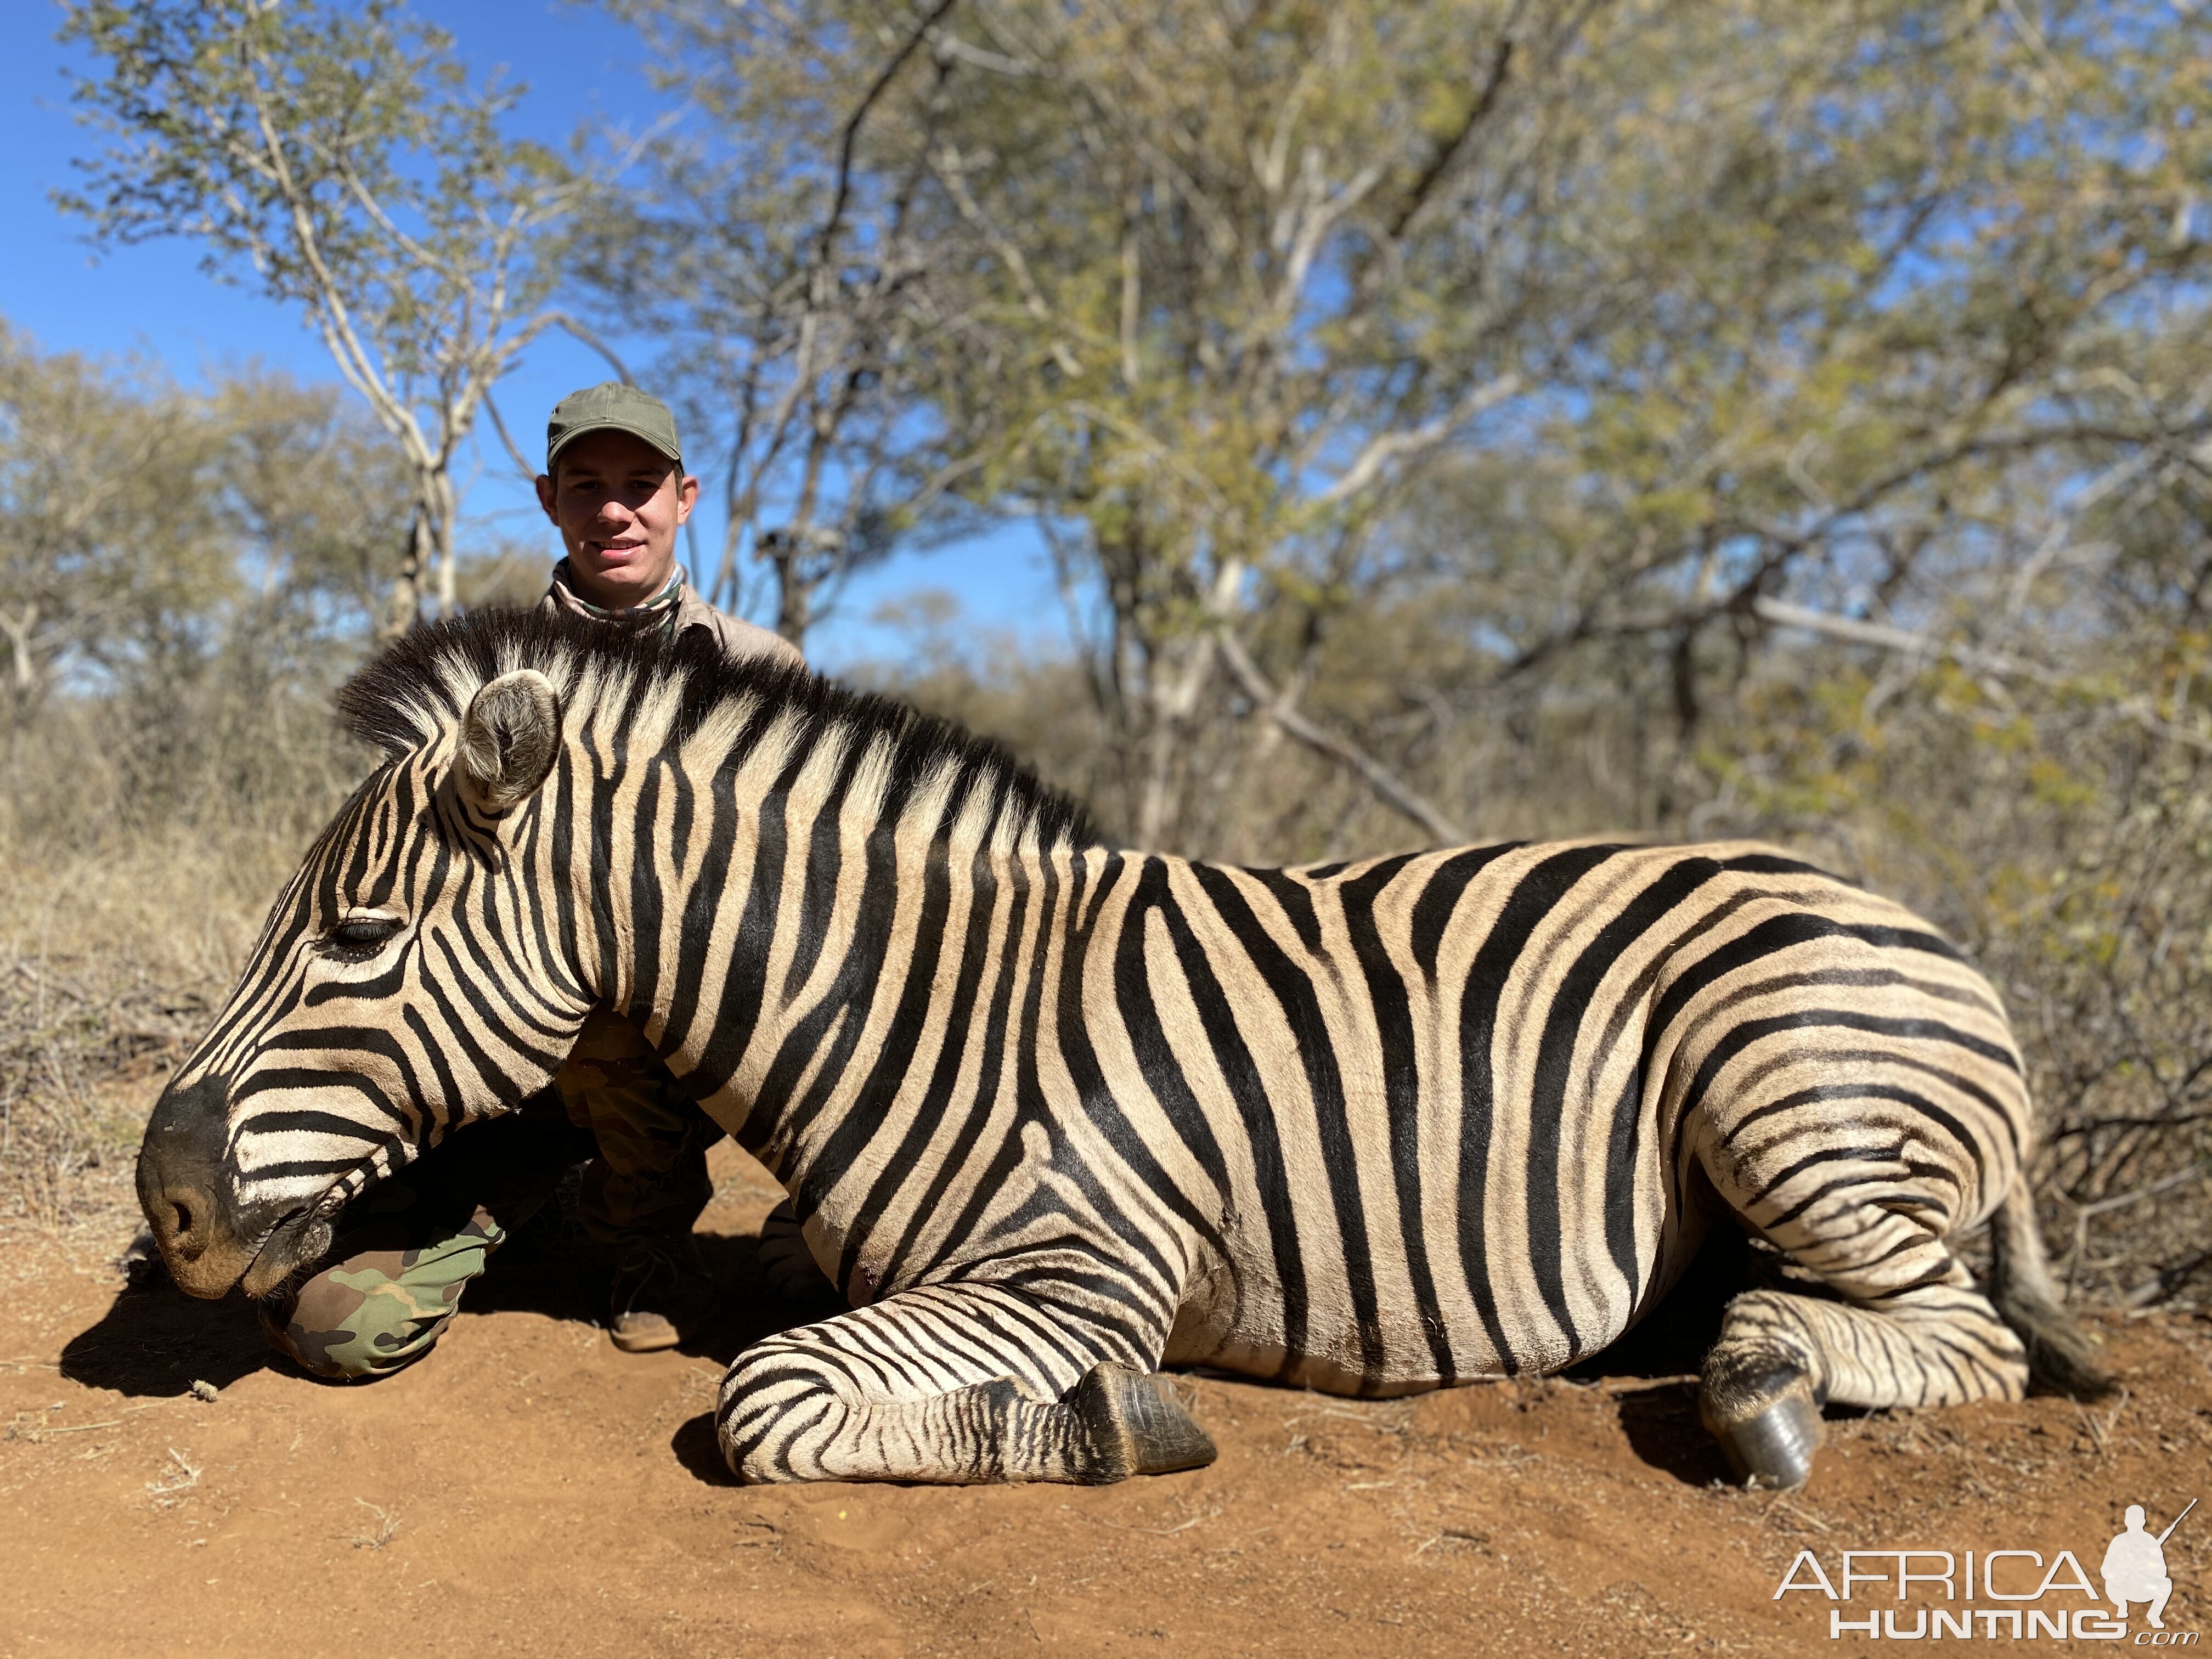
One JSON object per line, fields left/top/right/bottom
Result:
{"left": 261, "top": 1009, "right": 718, "bottom": 1380}
{"left": 554, "top": 1008, "right": 717, "bottom": 1251}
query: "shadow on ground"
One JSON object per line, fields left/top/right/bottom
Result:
{"left": 1559, "top": 1222, "right": 1747, "bottom": 1486}
{"left": 59, "top": 1223, "right": 833, "bottom": 1401}
{"left": 63, "top": 1208, "right": 1758, "bottom": 1486}
{"left": 464, "top": 1224, "right": 838, "bottom": 1364}
{"left": 1610, "top": 1383, "right": 1734, "bottom": 1486}
{"left": 670, "top": 1411, "right": 742, "bottom": 1485}
{"left": 59, "top": 1278, "right": 275, "bottom": 1397}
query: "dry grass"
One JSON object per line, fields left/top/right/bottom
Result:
{"left": 0, "top": 682, "right": 356, "bottom": 1230}
{"left": 0, "top": 826, "right": 314, "bottom": 1227}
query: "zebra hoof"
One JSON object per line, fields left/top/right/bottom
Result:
{"left": 1701, "top": 1359, "right": 1824, "bottom": 1491}
{"left": 1073, "top": 1363, "right": 1217, "bottom": 1483}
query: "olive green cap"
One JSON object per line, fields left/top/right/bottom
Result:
{"left": 544, "top": 382, "right": 681, "bottom": 473}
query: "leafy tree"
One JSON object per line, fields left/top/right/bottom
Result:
{"left": 57, "top": 0, "right": 617, "bottom": 629}
{"left": 0, "top": 326, "right": 411, "bottom": 718}
{"left": 586, "top": 0, "right": 982, "bottom": 645}
{"left": 617, "top": 0, "right": 2212, "bottom": 854}
{"left": 0, "top": 323, "right": 227, "bottom": 716}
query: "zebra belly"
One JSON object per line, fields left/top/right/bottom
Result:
{"left": 1156, "top": 1203, "right": 1683, "bottom": 1397}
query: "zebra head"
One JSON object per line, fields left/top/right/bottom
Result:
{"left": 138, "top": 630, "right": 593, "bottom": 1300}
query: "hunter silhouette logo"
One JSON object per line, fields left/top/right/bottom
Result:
{"left": 1771, "top": 1497, "right": 2198, "bottom": 1641}
{"left": 2107, "top": 1502, "right": 2194, "bottom": 1632}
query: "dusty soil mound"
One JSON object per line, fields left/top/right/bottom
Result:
{"left": 3, "top": 1144, "right": 2205, "bottom": 1657}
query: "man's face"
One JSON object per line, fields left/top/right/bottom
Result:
{"left": 534, "top": 428, "right": 700, "bottom": 608}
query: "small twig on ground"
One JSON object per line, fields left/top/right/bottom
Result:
{"left": 1596, "top": 1374, "right": 1700, "bottom": 1395}
{"left": 145, "top": 1446, "right": 200, "bottom": 1499}
{"left": 2076, "top": 1387, "right": 2129, "bottom": 1457}
{"left": 1762, "top": 1493, "right": 1833, "bottom": 1534}
{"left": 349, "top": 1498, "right": 400, "bottom": 1550}
{"left": 1059, "top": 1503, "right": 1219, "bottom": 1537}
{"left": 1279, "top": 1398, "right": 1418, "bottom": 1434}
{"left": 3, "top": 1409, "right": 123, "bottom": 1443}
{"left": 1412, "top": 1526, "right": 1489, "bottom": 1558}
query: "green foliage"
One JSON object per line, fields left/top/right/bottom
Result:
{"left": 0, "top": 321, "right": 233, "bottom": 707}
{"left": 613, "top": 0, "right": 2212, "bottom": 856}
{"left": 58, "top": 0, "right": 587, "bottom": 623}
{"left": 0, "top": 329, "right": 399, "bottom": 819}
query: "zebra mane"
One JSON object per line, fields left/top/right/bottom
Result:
{"left": 335, "top": 608, "right": 1100, "bottom": 851}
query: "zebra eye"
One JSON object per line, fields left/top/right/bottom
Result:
{"left": 323, "top": 915, "right": 405, "bottom": 958}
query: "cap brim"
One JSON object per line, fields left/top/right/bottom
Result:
{"left": 546, "top": 419, "right": 682, "bottom": 472}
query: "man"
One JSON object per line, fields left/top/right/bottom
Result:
{"left": 257, "top": 383, "right": 805, "bottom": 1377}
{"left": 532, "top": 381, "right": 798, "bottom": 664}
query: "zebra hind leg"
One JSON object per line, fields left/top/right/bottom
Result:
{"left": 1700, "top": 1272, "right": 2030, "bottom": 1488}
{"left": 1697, "top": 1305, "right": 1830, "bottom": 1490}
{"left": 716, "top": 1284, "right": 1216, "bottom": 1485}
{"left": 1697, "top": 1182, "right": 2039, "bottom": 1488}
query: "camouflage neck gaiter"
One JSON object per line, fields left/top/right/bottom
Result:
{"left": 549, "top": 560, "right": 686, "bottom": 638}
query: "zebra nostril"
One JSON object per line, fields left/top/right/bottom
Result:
{"left": 163, "top": 1195, "right": 205, "bottom": 1258}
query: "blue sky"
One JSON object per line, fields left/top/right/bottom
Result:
{"left": 3, "top": 0, "right": 1062, "bottom": 670}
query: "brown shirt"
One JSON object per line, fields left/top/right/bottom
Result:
{"left": 537, "top": 563, "right": 803, "bottom": 669}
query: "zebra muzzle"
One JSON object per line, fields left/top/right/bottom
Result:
{"left": 137, "top": 1074, "right": 257, "bottom": 1299}
{"left": 238, "top": 1200, "right": 341, "bottom": 1300}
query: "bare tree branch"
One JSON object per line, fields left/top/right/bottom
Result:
{"left": 1312, "top": 374, "right": 1522, "bottom": 508}
{"left": 1748, "top": 597, "right": 2047, "bottom": 681}
{"left": 478, "top": 390, "right": 540, "bottom": 484}
{"left": 816, "top": 0, "right": 962, "bottom": 273}
{"left": 1752, "top": 597, "right": 2212, "bottom": 755}
{"left": 1216, "top": 632, "right": 1466, "bottom": 845}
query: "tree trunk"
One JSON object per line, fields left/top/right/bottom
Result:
{"left": 771, "top": 539, "right": 816, "bottom": 650}
{"left": 1, "top": 605, "right": 38, "bottom": 696}
{"left": 1133, "top": 631, "right": 1215, "bottom": 850}
{"left": 383, "top": 501, "right": 429, "bottom": 639}
{"left": 431, "top": 470, "right": 459, "bottom": 619}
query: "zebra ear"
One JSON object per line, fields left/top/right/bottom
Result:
{"left": 455, "top": 670, "right": 561, "bottom": 815}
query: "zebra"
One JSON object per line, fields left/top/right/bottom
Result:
{"left": 136, "top": 610, "right": 2108, "bottom": 1489}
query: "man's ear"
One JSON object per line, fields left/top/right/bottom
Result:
{"left": 534, "top": 471, "right": 557, "bottom": 523}
{"left": 456, "top": 670, "right": 561, "bottom": 815}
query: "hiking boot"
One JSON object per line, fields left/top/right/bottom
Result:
{"left": 606, "top": 1239, "right": 714, "bottom": 1353}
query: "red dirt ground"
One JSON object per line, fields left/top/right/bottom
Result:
{"left": 3, "top": 1141, "right": 2205, "bottom": 1658}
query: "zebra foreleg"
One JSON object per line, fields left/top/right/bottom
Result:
{"left": 715, "top": 1284, "right": 1216, "bottom": 1485}
{"left": 1700, "top": 1269, "right": 2028, "bottom": 1489}
{"left": 755, "top": 1199, "right": 840, "bottom": 1305}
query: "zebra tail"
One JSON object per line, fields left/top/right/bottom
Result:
{"left": 1989, "top": 1170, "right": 2114, "bottom": 1400}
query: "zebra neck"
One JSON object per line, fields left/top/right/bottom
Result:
{"left": 642, "top": 833, "right": 1091, "bottom": 1192}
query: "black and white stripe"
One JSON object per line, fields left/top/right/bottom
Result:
{"left": 139, "top": 611, "right": 2107, "bottom": 1487}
